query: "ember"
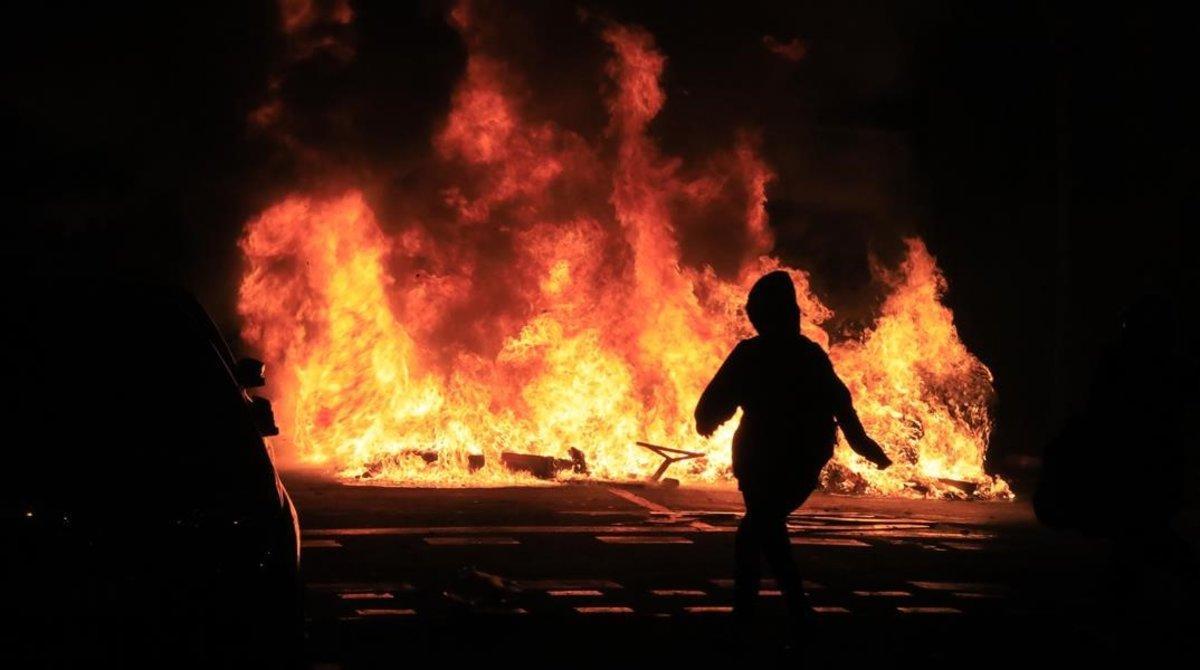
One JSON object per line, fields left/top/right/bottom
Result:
{"left": 237, "top": 2, "right": 1010, "bottom": 499}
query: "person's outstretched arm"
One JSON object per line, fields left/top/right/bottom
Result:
{"left": 695, "top": 343, "right": 745, "bottom": 437}
{"left": 821, "top": 353, "right": 891, "bottom": 469}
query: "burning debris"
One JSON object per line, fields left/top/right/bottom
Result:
{"left": 500, "top": 448, "right": 588, "bottom": 480}
{"left": 237, "top": 2, "right": 1010, "bottom": 499}
{"left": 356, "top": 450, "right": 486, "bottom": 480}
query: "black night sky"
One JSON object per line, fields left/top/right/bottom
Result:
{"left": 4, "top": 1, "right": 1196, "bottom": 480}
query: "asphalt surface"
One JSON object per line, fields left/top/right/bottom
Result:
{"left": 284, "top": 471, "right": 1186, "bottom": 667}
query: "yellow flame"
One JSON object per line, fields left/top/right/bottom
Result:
{"left": 237, "top": 16, "right": 1010, "bottom": 499}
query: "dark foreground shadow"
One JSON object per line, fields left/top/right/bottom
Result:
{"left": 1, "top": 278, "right": 302, "bottom": 668}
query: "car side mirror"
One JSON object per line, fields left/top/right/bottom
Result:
{"left": 250, "top": 396, "right": 280, "bottom": 437}
{"left": 236, "top": 358, "right": 267, "bottom": 388}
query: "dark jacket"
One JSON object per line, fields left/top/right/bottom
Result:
{"left": 695, "top": 333, "right": 875, "bottom": 491}
{"left": 694, "top": 271, "right": 885, "bottom": 495}
{"left": 1036, "top": 296, "right": 1197, "bottom": 532}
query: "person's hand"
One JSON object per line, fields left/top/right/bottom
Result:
{"left": 856, "top": 437, "right": 891, "bottom": 469}
{"left": 871, "top": 452, "right": 893, "bottom": 470}
{"left": 696, "top": 421, "right": 715, "bottom": 438}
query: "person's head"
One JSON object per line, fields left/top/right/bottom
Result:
{"left": 1121, "top": 292, "right": 1179, "bottom": 348}
{"left": 746, "top": 270, "right": 800, "bottom": 337}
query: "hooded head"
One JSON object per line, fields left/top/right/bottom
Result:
{"left": 746, "top": 271, "right": 801, "bottom": 337}
{"left": 1121, "top": 292, "right": 1178, "bottom": 349}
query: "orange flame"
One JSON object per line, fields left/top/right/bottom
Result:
{"left": 238, "top": 10, "right": 1010, "bottom": 498}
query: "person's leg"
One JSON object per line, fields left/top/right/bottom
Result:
{"left": 756, "top": 507, "right": 812, "bottom": 623}
{"left": 734, "top": 503, "right": 763, "bottom": 625}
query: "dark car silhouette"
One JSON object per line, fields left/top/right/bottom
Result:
{"left": 1, "top": 279, "right": 301, "bottom": 667}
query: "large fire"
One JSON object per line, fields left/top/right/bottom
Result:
{"left": 238, "top": 4, "right": 1010, "bottom": 499}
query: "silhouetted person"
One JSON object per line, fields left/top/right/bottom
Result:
{"left": 695, "top": 271, "right": 891, "bottom": 647}
{"left": 1037, "top": 294, "right": 1198, "bottom": 631}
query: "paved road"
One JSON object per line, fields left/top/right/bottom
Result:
{"left": 284, "top": 472, "right": 1171, "bottom": 667}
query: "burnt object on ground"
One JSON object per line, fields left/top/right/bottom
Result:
{"left": 500, "top": 448, "right": 588, "bottom": 479}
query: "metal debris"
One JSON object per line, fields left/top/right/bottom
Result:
{"left": 635, "top": 441, "right": 705, "bottom": 482}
